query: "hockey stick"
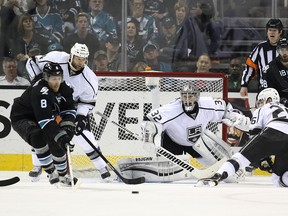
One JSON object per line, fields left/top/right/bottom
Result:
{"left": 66, "top": 144, "right": 75, "bottom": 189}
{"left": 80, "top": 132, "right": 145, "bottom": 185}
{"left": 0, "top": 177, "right": 20, "bottom": 187}
{"left": 95, "top": 111, "right": 227, "bottom": 179}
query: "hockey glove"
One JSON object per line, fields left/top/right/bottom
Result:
{"left": 259, "top": 156, "right": 274, "bottom": 173}
{"left": 60, "top": 121, "right": 75, "bottom": 140}
{"left": 140, "top": 121, "right": 158, "bottom": 143}
{"left": 223, "top": 112, "right": 250, "bottom": 132}
{"left": 75, "top": 115, "right": 87, "bottom": 136}
{"left": 54, "top": 130, "right": 73, "bottom": 151}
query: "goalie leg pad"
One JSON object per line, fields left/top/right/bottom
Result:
{"left": 193, "top": 134, "right": 226, "bottom": 166}
{"left": 118, "top": 155, "right": 194, "bottom": 182}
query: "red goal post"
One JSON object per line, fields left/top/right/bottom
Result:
{"left": 71, "top": 71, "right": 228, "bottom": 177}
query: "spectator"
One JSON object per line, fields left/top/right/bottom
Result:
{"left": 0, "top": 58, "right": 30, "bottom": 85}
{"left": 12, "top": 14, "right": 50, "bottom": 79}
{"left": 93, "top": 50, "right": 109, "bottom": 71}
{"left": 105, "top": 35, "right": 122, "bottom": 71}
{"left": 240, "top": 18, "right": 283, "bottom": 97}
{"left": 195, "top": 54, "right": 211, "bottom": 72}
{"left": 126, "top": 17, "right": 144, "bottom": 71}
{"left": 143, "top": 42, "right": 173, "bottom": 72}
{"left": 227, "top": 57, "right": 243, "bottom": 92}
{"left": 87, "top": 0, "right": 117, "bottom": 46}
{"left": 143, "top": 0, "right": 168, "bottom": 26}
{"left": 13, "top": 14, "right": 49, "bottom": 62}
{"left": 155, "top": 16, "right": 179, "bottom": 65}
{"left": 50, "top": 0, "right": 82, "bottom": 36}
{"left": 129, "top": 0, "right": 158, "bottom": 42}
{"left": 172, "top": 2, "right": 208, "bottom": 71}
{"left": 190, "top": 1, "right": 222, "bottom": 58}
{"left": 62, "top": 12, "right": 100, "bottom": 68}
{"left": 174, "top": 1, "right": 188, "bottom": 33}
{"left": 0, "top": 0, "right": 18, "bottom": 57}
{"left": 28, "top": 0, "right": 64, "bottom": 51}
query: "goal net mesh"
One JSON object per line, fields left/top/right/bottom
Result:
{"left": 71, "top": 72, "right": 228, "bottom": 177}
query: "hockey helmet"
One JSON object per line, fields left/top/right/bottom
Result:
{"left": 69, "top": 43, "right": 89, "bottom": 72}
{"left": 266, "top": 19, "right": 283, "bottom": 31}
{"left": 70, "top": 43, "right": 89, "bottom": 58}
{"left": 43, "top": 62, "right": 63, "bottom": 81}
{"left": 277, "top": 37, "right": 288, "bottom": 49}
{"left": 180, "top": 84, "right": 200, "bottom": 112}
{"left": 257, "top": 88, "right": 280, "bottom": 107}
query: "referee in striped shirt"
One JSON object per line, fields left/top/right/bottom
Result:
{"left": 240, "top": 19, "right": 283, "bottom": 97}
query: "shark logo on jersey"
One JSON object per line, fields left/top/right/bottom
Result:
{"left": 40, "top": 87, "right": 49, "bottom": 95}
{"left": 187, "top": 125, "right": 202, "bottom": 144}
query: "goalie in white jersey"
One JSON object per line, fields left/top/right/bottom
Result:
{"left": 198, "top": 88, "right": 288, "bottom": 187}
{"left": 119, "top": 84, "right": 250, "bottom": 182}
{"left": 143, "top": 84, "right": 249, "bottom": 164}
{"left": 26, "top": 43, "right": 111, "bottom": 181}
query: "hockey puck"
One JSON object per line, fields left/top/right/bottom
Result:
{"left": 132, "top": 191, "right": 139, "bottom": 194}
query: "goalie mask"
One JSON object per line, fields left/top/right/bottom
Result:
{"left": 257, "top": 88, "right": 280, "bottom": 107}
{"left": 180, "top": 84, "right": 200, "bottom": 113}
{"left": 69, "top": 43, "right": 89, "bottom": 72}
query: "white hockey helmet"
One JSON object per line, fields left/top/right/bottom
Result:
{"left": 257, "top": 88, "right": 280, "bottom": 107}
{"left": 69, "top": 43, "right": 89, "bottom": 72}
{"left": 70, "top": 43, "right": 89, "bottom": 58}
{"left": 180, "top": 84, "right": 200, "bottom": 113}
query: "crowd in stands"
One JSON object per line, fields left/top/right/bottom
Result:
{"left": 0, "top": 0, "right": 286, "bottom": 93}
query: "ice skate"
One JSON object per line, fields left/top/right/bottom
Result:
{"left": 48, "top": 169, "right": 59, "bottom": 185}
{"left": 29, "top": 166, "right": 42, "bottom": 182}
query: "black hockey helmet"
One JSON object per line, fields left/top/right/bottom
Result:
{"left": 266, "top": 19, "right": 283, "bottom": 31}
{"left": 43, "top": 62, "right": 63, "bottom": 81}
{"left": 277, "top": 37, "right": 288, "bottom": 49}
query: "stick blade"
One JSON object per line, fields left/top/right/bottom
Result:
{"left": 121, "top": 176, "right": 145, "bottom": 185}
{"left": 0, "top": 177, "right": 20, "bottom": 187}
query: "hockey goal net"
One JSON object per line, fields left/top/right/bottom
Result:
{"left": 71, "top": 72, "right": 228, "bottom": 177}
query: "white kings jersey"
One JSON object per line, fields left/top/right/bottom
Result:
{"left": 26, "top": 51, "right": 98, "bottom": 116}
{"left": 250, "top": 102, "right": 288, "bottom": 135}
{"left": 146, "top": 97, "right": 228, "bottom": 147}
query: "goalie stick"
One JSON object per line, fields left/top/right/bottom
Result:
{"left": 0, "top": 176, "right": 20, "bottom": 187}
{"left": 95, "top": 111, "right": 228, "bottom": 179}
{"left": 80, "top": 132, "right": 145, "bottom": 185}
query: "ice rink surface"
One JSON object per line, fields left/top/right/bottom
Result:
{"left": 0, "top": 171, "right": 288, "bottom": 216}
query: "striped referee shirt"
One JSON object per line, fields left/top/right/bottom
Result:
{"left": 241, "top": 40, "right": 278, "bottom": 90}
